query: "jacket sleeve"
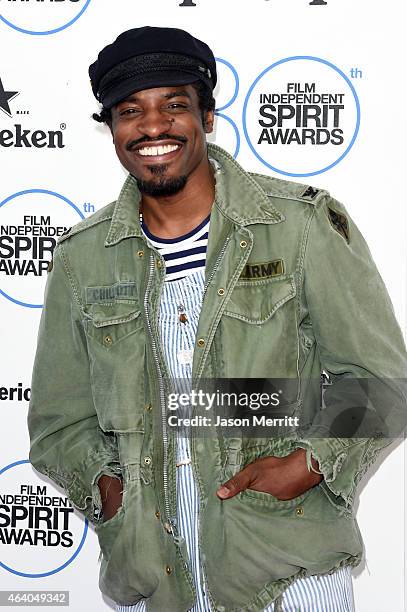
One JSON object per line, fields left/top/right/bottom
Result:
{"left": 27, "top": 243, "right": 122, "bottom": 524}
{"left": 295, "top": 194, "right": 407, "bottom": 509}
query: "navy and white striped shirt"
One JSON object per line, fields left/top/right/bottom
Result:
{"left": 141, "top": 214, "right": 210, "bottom": 282}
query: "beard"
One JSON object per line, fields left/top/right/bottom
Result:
{"left": 133, "top": 164, "right": 187, "bottom": 197}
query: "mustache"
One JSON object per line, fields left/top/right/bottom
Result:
{"left": 126, "top": 134, "right": 187, "bottom": 152}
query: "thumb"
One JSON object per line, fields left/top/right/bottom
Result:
{"left": 216, "top": 468, "right": 252, "bottom": 500}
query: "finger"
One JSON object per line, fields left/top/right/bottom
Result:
{"left": 216, "top": 468, "right": 253, "bottom": 499}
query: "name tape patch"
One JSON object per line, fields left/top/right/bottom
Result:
{"left": 86, "top": 282, "right": 137, "bottom": 304}
{"left": 240, "top": 259, "right": 284, "bottom": 280}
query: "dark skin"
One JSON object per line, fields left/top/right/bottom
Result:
{"left": 98, "top": 83, "right": 323, "bottom": 521}
{"left": 109, "top": 84, "right": 216, "bottom": 238}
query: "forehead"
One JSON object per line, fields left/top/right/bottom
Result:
{"left": 114, "top": 83, "right": 199, "bottom": 106}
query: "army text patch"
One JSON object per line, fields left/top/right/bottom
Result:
{"left": 240, "top": 259, "right": 284, "bottom": 280}
{"left": 327, "top": 207, "right": 350, "bottom": 243}
{"left": 86, "top": 282, "right": 137, "bottom": 303}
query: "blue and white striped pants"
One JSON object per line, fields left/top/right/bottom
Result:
{"left": 116, "top": 270, "right": 355, "bottom": 612}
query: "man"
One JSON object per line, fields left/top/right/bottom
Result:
{"left": 28, "top": 26, "right": 407, "bottom": 612}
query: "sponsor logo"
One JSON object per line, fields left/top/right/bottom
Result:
{"left": 243, "top": 57, "right": 360, "bottom": 177}
{"left": 0, "top": 460, "right": 87, "bottom": 578}
{"left": 0, "top": 0, "right": 91, "bottom": 36}
{"left": 0, "top": 77, "right": 19, "bottom": 118}
{"left": 0, "top": 124, "right": 64, "bottom": 148}
{"left": 210, "top": 57, "right": 240, "bottom": 159}
{"left": 0, "top": 77, "right": 66, "bottom": 149}
{"left": 0, "top": 383, "right": 30, "bottom": 402}
{"left": 0, "top": 190, "right": 84, "bottom": 308}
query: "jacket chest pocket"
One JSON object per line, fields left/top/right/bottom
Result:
{"left": 218, "top": 274, "right": 299, "bottom": 384}
{"left": 83, "top": 303, "right": 146, "bottom": 433}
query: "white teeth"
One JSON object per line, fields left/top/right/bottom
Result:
{"left": 138, "top": 144, "right": 180, "bottom": 156}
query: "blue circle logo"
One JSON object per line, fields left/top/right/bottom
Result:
{"left": 0, "top": 460, "right": 88, "bottom": 578}
{"left": 242, "top": 56, "right": 360, "bottom": 177}
{"left": 0, "top": 189, "right": 84, "bottom": 309}
{"left": 0, "top": 0, "right": 91, "bottom": 36}
{"left": 211, "top": 57, "right": 241, "bottom": 159}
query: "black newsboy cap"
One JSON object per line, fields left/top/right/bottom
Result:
{"left": 89, "top": 26, "right": 217, "bottom": 109}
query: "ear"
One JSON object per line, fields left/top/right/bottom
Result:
{"left": 204, "top": 110, "right": 215, "bottom": 134}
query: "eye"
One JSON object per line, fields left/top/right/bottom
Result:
{"left": 119, "top": 107, "right": 141, "bottom": 117}
{"left": 166, "top": 103, "right": 188, "bottom": 110}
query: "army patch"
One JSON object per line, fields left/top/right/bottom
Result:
{"left": 86, "top": 282, "right": 137, "bottom": 303}
{"left": 57, "top": 226, "right": 73, "bottom": 245}
{"left": 301, "top": 186, "right": 320, "bottom": 200}
{"left": 240, "top": 259, "right": 284, "bottom": 280}
{"left": 327, "top": 207, "right": 350, "bottom": 243}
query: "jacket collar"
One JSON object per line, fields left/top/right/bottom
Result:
{"left": 105, "top": 142, "right": 284, "bottom": 247}
{"left": 208, "top": 143, "right": 284, "bottom": 226}
{"left": 105, "top": 173, "right": 143, "bottom": 246}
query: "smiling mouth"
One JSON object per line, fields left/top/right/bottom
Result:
{"left": 136, "top": 143, "right": 182, "bottom": 158}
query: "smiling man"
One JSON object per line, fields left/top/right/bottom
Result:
{"left": 28, "top": 26, "right": 407, "bottom": 612}
{"left": 106, "top": 80, "right": 216, "bottom": 240}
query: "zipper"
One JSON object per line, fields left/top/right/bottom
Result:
{"left": 190, "top": 232, "right": 232, "bottom": 607}
{"left": 144, "top": 234, "right": 233, "bottom": 544}
{"left": 143, "top": 252, "right": 177, "bottom": 536}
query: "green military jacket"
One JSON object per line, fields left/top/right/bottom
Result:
{"left": 28, "top": 143, "right": 407, "bottom": 611}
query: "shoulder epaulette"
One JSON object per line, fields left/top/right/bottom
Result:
{"left": 250, "top": 171, "right": 329, "bottom": 205}
{"left": 56, "top": 202, "right": 115, "bottom": 246}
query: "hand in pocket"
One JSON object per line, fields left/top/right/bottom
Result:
{"left": 216, "top": 449, "right": 323, "bottom": 501}
{"left": 98, "top": 474, "right": 123, "bottom": 521}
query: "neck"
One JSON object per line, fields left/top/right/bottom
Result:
{"left": 138, "top": 157, "right": 215, "bottom": 239}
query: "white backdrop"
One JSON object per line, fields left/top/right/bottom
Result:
{"left": 0, "top": 0, "right": 406, "bottom": 610}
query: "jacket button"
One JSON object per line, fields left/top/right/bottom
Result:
{"left": 104, "top": 335, "right": 113, "bottom": 347}
{"left": 156, "top": 259, "right": 162, "bottom": 268}
{"left": 145, "top": 403, "right": 152, "bottom": 412}
{"left": 217, "top": 288, "right": 225, "bottom": 296}
{"left": 155, "top": 510, "right": 160, "bottom": 519}
{"left": 137, "top": 250, "right": 144, "bottom": 257}
{"left": 295, "top": 506, "right": 304, "bottom": 517}
{"left": 197, "top": 338, "right": 205, "bottom": 348}
{"left": 165, "top": 566, "right": 172, "bottom": 575}
{"left": 239, "top": 240, "right": 248, "bottom": 248}
{"left": 143, "top": 456, "right": 152, "bottom": 466}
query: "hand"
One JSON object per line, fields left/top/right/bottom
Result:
{"left": 216, "top": 449, "right": 323, "bottom": 500}
{"left": 98, "top": 474, "right": 123, "bottom": 521}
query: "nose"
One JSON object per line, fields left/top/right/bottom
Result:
{"left": 136, "top": 107, "right": 174, "bottom": 139}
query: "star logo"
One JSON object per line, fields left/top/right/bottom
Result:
{"left": 0, "top": 77, "right": 19, "bottom": 118}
